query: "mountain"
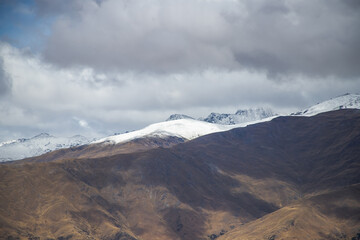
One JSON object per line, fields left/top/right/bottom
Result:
{"left": 202, "top": 107, "right": 275, "bottom": 125}
{"left": 23, "top": 135, "right": 187, "bottom": 163}
{"left": 1, "top": 109, "right": 359, "bottom": 240}
{"left": 165, "top": 108, "right": 276, "bottom": 125}
{"left": 92, "top": 94, "right": 360, "bottom": 150}
{"left": 2, "top": 94, "right": 360, "bottom": 163}
{"left": 166, "top": 114, "right": 194, "bottom": 121}
{"left": 293, "top": 93, "right": 360, "bottom": 116}
{"left": 94, "top": 119, "right": 233, "bottom": 144}
{"left": 93, "top": 117, "right": 276, "bottom": 146}
{"left": 0, "top": 133, "right": 90, "bottom": 162}
{"left": 22, "top": 118, "right": 276, "bottom": 163}
{"left": 0, "top": 117, "right": 277, "bottom": 163}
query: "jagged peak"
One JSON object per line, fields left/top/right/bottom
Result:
{"left": 166, "top": 114, "right": 194, "bottom": 121}
{"left": 32, "top": 133, "right": 53, "bottom": 139}
{"left": 235, "top": 107, "right": 274, "bottom": 115}
{"left": 203, "top": 107, "right": 275, "bottom": 125}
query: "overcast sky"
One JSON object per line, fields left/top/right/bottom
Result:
{"left": 0, "top": 0, "right": 360, "bottom": 141}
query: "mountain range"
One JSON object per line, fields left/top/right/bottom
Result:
{"left": 167, "top": 107, "right": 275, "bottom": 125}
{"left": 1, "top": 94, "right": 359, "bottom": 162}
{"left": 0, "top": 108, "right": 359, "bottom": 240}
{"left": 0, "top": 134, "right": 90, "bottom": 162}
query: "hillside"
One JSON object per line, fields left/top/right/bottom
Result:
{"left": 219, "top": 184, "right": 360, "bottom": 240}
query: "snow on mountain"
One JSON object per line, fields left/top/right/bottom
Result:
{"left": 94, "top": 119, "right": 229, "bottom": 144}
{"left": 166, "top": 114, "right": 194, "bottom": 121}
{"left": 202, "top": 107, "right": 275, "bottom": 125}
{"left": 0, "top": 134, "right": 90, "bottom": 162}
{"left": 3, "top": 94, "right": 359, "bottom": 162}
{"left": 165, "top": 108, "right": 276, "bottom": 125}
{"left": 95, "top": 94, "right": 360, "bottom": 146}
{"left": 292, "top": 93, "right": 360, "bottom": 116}
{"left": 94, "top": 117, "right": 277, "bottom": 145}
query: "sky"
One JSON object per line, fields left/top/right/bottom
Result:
{"left": 0, "top": 0, "right": 360, "bottom": 141}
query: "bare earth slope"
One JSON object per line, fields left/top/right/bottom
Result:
{"left": 0, "top": 110, "right": 359, "bottom": 240}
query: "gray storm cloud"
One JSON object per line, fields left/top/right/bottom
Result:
{"left": 0, "top": 58, "right": 11, "bottom": 96}
{"left": 41, "top": 0, "right": 360, "bottom": 78}
{"left": 1, "top": 0, "right": 360, "bottom": 142}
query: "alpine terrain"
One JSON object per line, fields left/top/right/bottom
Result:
{"left": 0, "top": 94, "right": 359, "bottom": 240}
{"left": 2, "top": 94, "right": 358, "bottom": 162}
{"left": 201, "top": 107, "right": 275, "bottom": 125}
{"left": 0, "top": 134, "right": 90, "bottom": 162}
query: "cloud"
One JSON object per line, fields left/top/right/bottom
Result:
{"left": 1, "top": 42, "right": 360, "bottom": 141}
{"left": 0, "top": 57, "right": 11, "bottom": 96}
{"left": 2, "top": 0, "right": 360, "bottom": 142}
{"left": 39, "top": 0, "right": 360, "bottom": 79}
{"left": 73, "top": 117, "right": 90, "bottom": 129}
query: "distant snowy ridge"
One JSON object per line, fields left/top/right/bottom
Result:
{"left": 166, "top": 107, "right": 276, "bottom": 125}
{"left": 292, "top": 93, "right": 360, "bottom": 116}
{"left": 202, "top": 107, "right": 275, "bottom": 125}
{"left": 93, "top": 117, "right": 277, "bottom": 145}
{"left": 94, "top": 119, "right": 231, "bottom": 144}
{"left": 166, "top": 114, "right": 194, "bottom": 121}
{"left": 92, "top": 95, "right": 360, "bottom": 146}
{"left": 0, "top": 134, "right": 90, "bottom": 162}
{"left": 2, "top": 94, "right": 359, "bottom": 162}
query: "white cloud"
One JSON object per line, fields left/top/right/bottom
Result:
{"left": 74, "top": 117, "right": 90, "bottom": 128}
{"left": 1, "top": 42, "right": 360, "bottom": 141}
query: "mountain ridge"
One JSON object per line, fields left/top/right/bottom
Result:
{"left": 0, "top": 134, "right": 90, "bottom": 162}
{"left": 166, "top": 107, "right": 276, "bottom": 125}
{"left": 202, "top": 107, "right": 275, "bottom": 125}
{"left": 1, "top": 94, "right": 360, "bottom": 162}
{"left": 292, "top": 93, "right": 360, "bottom": 116}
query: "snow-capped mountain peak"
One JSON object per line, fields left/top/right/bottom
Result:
{"left": 166, "top": 108, "right": 276, "bottom": 125}
{"left": 203, "top": 107, "right": 275, "bottom": 125}
{"left": 94, "top": 119, "right": 231, "bottom": 144}
{"left": 166, "top": 114, "right": 194, "bottom": 121}
{"left": 0, "top": 134, "right": 90, "bottom": 162}
{"left": 292, "top": 93, "right": 360, "bottom": 116}
{"left": 235, "top": 107, "right": 275, "bottom": 119}
{"left": 93, "top": 116, "right": 277, "bottom": 146}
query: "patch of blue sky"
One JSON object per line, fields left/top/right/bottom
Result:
{"left": 0, "top": 0, "right": 54, "bottom": 52}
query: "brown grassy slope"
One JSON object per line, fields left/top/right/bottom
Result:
{"left": 0, "top": 161, "right": 137, "bottom": 240}
{"left": 19, "top": 136, "right": 185, "bottom": 163}
{"left": 219, "top": 184, "right": 360, "bottom": 240}
{"left": 0, "top": 152, "right": 282, "bottom": 240}
{"left": 0, "top": 110, "right": 359, "bottom": 240}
